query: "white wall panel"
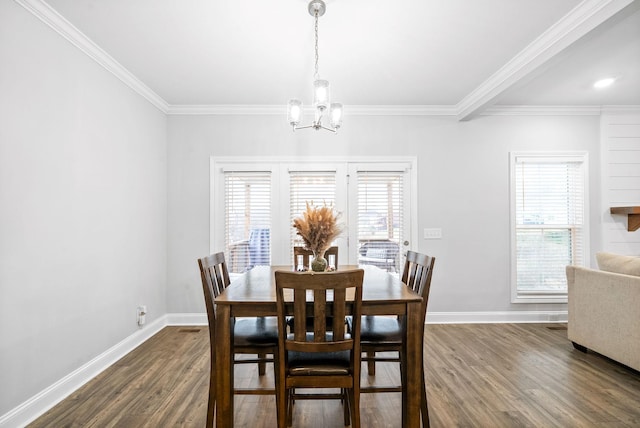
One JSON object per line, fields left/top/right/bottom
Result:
{"left": 601, "top": 112, "right": 640, "bottom": 253}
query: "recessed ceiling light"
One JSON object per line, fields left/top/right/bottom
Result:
{"left": 593, "top": 77, "right": 616, "bottom": 89}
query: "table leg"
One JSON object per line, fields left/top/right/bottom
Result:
{"left": 404, "top": 301, "right": 422, "bottom": 428}
{"left": 215, "top": 306, "right": 234, "bottom": 427}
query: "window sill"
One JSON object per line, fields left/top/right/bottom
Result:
{"left": 512, "top": 293, "right": 567, "bottom": 304}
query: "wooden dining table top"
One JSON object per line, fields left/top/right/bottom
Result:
{"left": 215, "top": 264, "right": 422, "bottom": 308}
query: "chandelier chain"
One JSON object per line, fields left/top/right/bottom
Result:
{"left": 314, "top": 10, "right": 319, "bottom": 80}
{"left": 287, "top": 0, "right": 341, "bottom": 133}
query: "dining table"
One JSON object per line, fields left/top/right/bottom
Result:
{"left": 214, "top": 264, "right": 424, "bottom": 427}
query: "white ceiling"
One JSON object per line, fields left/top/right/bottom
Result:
{"left": 33, "top": 0, "right": 640, "bottom": 117}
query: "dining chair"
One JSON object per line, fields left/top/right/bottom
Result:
{"left": 293, "top": 246, "right": 339, "bottom": 271}
{"left": 359, "top": 250, "right": 435, "bottom": 428}
{"left": 198, "top": 252, "right": 280, "bottom": 428}
{"left": 275, "top": 269, "right": 364, "bottom": 428}
{"left": 290, "top": 246, "right": 341, "bottom": 332}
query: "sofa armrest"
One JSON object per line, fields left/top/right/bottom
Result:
{"left": 566, "top": 265, "right": 640, "bottom": 371}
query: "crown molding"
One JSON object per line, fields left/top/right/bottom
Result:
{"left": 165, "top": 105, "right": 284, "bottom": 115}
{"left": 345, "top": 105, "right": 458, "bottom": 116}
{"left": 600, "top": 105, "right": 640, "bottom": 114}
{"left": 483, "top": 105, "right": 603, "bottom": 116}
{"left": 15, "top": 0, "right": 169, "bottom": 113}
{"left": 456, "top": 0, "right": 635, "bottom": 121}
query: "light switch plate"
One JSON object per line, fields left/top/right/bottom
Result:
{"left": 423, "top": 228, "right": 442, "bottom": 239}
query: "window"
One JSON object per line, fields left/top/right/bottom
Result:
{"left": 289, "top": 171, "right": 337, "bottom": 251}
{"left": 223, "top": 171, "right": 271, "bottom": 273}
{"left": 211, "top": 158, "right": 416, "bottom": 274}
{"left": 510, "top": 152, "right": 588, "bottom": 303}
{"left": 356, "top": 171, "right": 405, "bottom": 273}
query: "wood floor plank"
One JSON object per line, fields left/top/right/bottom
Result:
{"left": 28, "top": 324, "right": 640, "bottom": 427}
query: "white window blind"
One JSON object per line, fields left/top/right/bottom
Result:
{"left": 289, "top": 171, "right": 337, "bottom": 255}
{"left": 357, "top": 171, "right": 404, "bottom": 273}
{"left": 512, "top": 154, "right": 586, "bottom": 300}
{"left": 224, "top": 172, "right": 271, "bottom": 273}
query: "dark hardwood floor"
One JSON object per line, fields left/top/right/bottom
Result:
{"left": 29, "top": 323, "right": 640, "bottom": 427}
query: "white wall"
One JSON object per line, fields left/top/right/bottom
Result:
{"left": 0, "top": 1, "right": 167, "bottom": 417}
{"left": 167, "top": 113, "right": 603, "bottom": 317}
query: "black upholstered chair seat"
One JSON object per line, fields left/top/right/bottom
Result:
{"left": 288, "top": 350, "right": 351, "bottom": 375}
{"left": 358, "top": 316, "right": 403, "bottom": 343}
{"left": 287, "top": 332, "right": 351, "bottom": 375}
{"left": 233, "top": 317, "right": 279, "bottom": 346}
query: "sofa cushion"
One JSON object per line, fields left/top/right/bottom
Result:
{"left": 596, "top": 252, "right": 640, "bottom": 277}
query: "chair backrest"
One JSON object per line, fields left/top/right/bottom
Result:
{"left": 275, "top": 269, "right": 363, "bottom": 355}
{"left": 198, "top": 252, "right": 231, "bottom": 298}
{"left": 293, "top": 246, "right": 339, "bottom": 270}
{"left": 401, "top": 250, "right": 435, "bottom": 321}
{"left": 198, "top": 253, "right": 231, "bottom": 368}
{"left": 198, "top": 252, "right": 232, "bottom": 344}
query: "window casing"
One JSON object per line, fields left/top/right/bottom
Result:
{"left": 510, "top": 152, "right": 589, "bottom": 303}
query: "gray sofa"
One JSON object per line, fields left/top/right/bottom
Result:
{"left": 566, "top": 252, "right": 640, "bottom": 371}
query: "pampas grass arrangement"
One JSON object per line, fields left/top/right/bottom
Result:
{"left": 293, "top": 201, "right": 342, "bottom": 255}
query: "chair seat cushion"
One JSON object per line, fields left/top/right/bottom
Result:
{"left": 288, "top": 350, "right": 351, "bottom": 375}
{"left": 360, "top": 315, "right": 403, "bottom": 342}
{"left": 287, "top": 332, "right": 351, "bottom": 375}
{"left": 233, "top": 316, "right": 279, "bottom": 347}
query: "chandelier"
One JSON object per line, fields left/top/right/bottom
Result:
{"left": 287, "top": 0, "right": 343, "bottom": 133}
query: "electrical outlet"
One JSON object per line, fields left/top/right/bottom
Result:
{"left": 423, "top": 228, "right": 442, "bottom": 239}
{"left": 137, "top": 305, "right": 147, "bottom": 326}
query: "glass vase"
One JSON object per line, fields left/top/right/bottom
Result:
{"left": 310, "top": 250, "right": 328, "bottom": 272}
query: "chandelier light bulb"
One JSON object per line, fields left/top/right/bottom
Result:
{"left": 330, "top": 103, "right": 343, "bottom": 129}
{"left": 313, "top": 80, "right": 330, "bottom": 110}
{"left": 287, "top": 99, "right": 303, "bottom": 126}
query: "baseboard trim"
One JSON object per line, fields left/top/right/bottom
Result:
{"left": 0, "top": 316, "right": 168, "bottom": 428}
{"left": 1, "top": 309, "right": 567, "bottom": 427}
{"left": 427, "top": 310, "right": 568, "bottom": 324}
{"left": 166, "top": 312, "right": 208, "bottom": 325}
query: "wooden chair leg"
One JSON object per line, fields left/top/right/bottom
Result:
{"left": 206, "top": 389, "right": 215, "bottom": 428}
{"left": 276, "top": 354, "right": 286, "bottom": 428}
{"left": 206, "top": 355, "right": 215, "bottom": 428}
{"left": 347, "top": 387, "right": 360, "bottom": 428}
{"left": 421, "top": 366, "right": 429, "bottom": 428}
{"left": 287, "top": 389, "right": 294, "bottom": 427}
{"left": 367, "top": 351, "right": 376, "bottom": 375}
{"left": 342, "top": 388, "right": 350, "bottom": 426}
{"left": 258, "top": 352, "right": 266, "bottom": 375}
